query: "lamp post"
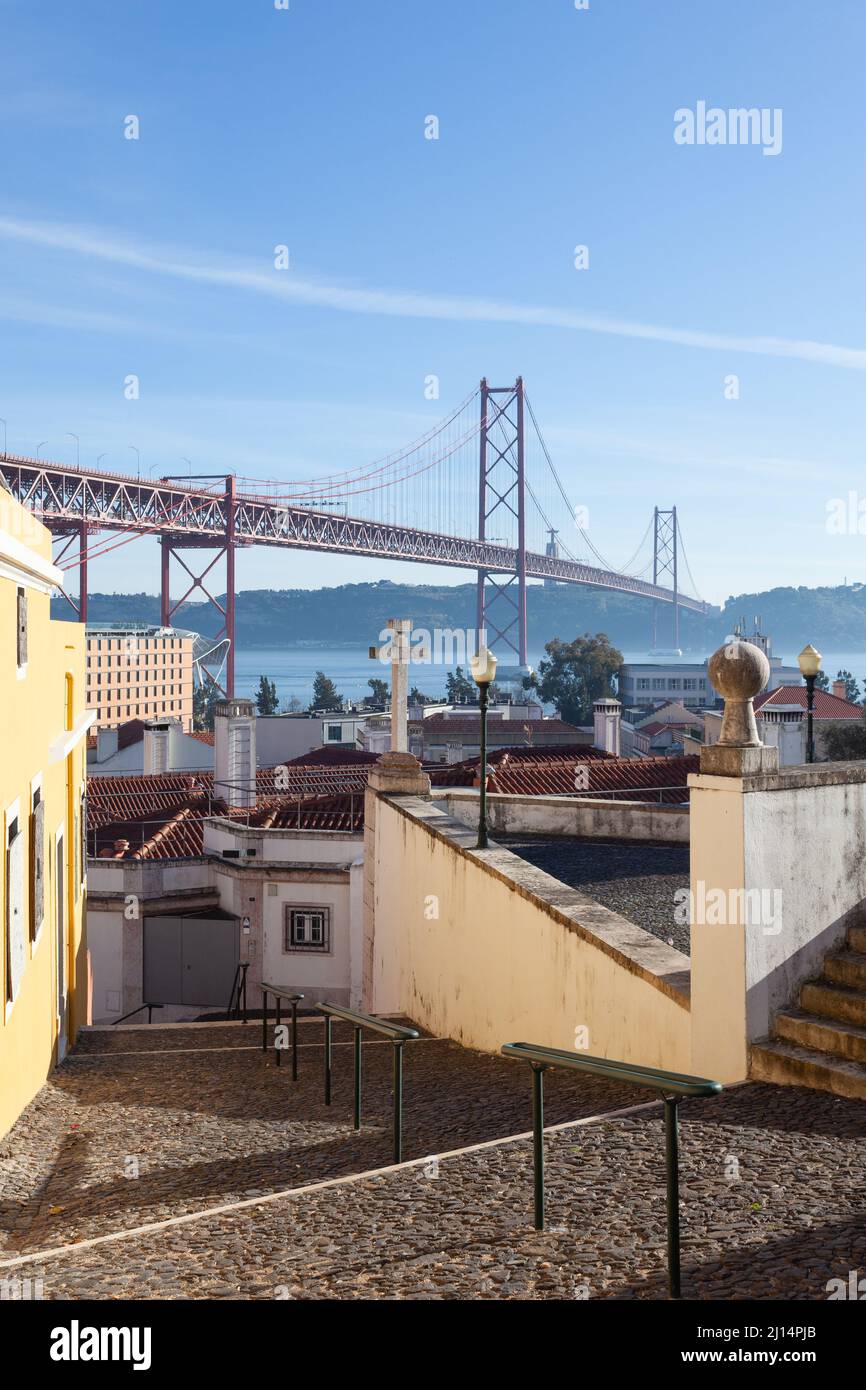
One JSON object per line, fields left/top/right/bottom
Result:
{"left": 36, "top": 441, "right": 47, "bottom": 459}
{"left": 798, "top": 644, "right": 822, "bottom": 764}
{"left": 67, "top": 432, "right": 80, "bottom": 468}
{"left": 470, "top": 647, "right": 498, "bottom": 849}
{"left": 128, "top": 445, "right": 141, "bottom": 479}
{"left": 0, "top": 418, "right": 6, "bottom": 456}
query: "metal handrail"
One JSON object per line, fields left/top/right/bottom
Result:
{"left": 501, "top": 1041, "right": 722, "bottom": 1299}
{"left": 316, "top": 1002, "right": 420, "bottom": 1162}
{"left": 261, "top": 983, "right": 305, "bottom": 1080}
{"left": 227, "top": 962, "right": 249, "bottom": 1023}
{"left": 112, "top": 1002, "right": 164, "bottom": 1026}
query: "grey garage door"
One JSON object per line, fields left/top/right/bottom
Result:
{"left": 143, "top": 915, "right": 240, "bottom": 1007}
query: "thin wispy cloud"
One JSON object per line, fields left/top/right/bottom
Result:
{"left": 0, "top": 215, "right": 864, "bottom": 371}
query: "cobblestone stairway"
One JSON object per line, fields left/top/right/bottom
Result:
{"left": 751, "top": 924, "right": 866, "bottom": 1099}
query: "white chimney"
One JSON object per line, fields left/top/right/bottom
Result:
{"left": 214, "top": 698, "right": 257, "bottom": 809}
{"left": 593, "top": 697, "right": 621, "bottom": 756}
{"left": 143, "top": 721, "right": 171, "bottom": 776}
{"left": 95, "top": 726, "right": 119, "bottom": 763}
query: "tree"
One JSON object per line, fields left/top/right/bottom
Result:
{"left": 193, "top": 681, "right": 220, "bottom": 732}
{"left": 310, "top": 671, "right": 342, "bottom": 711}
{"left": 527, "top": 633, "right": 623, "bottom": 726}
{"left": 815, "top": 670, "right": 830, "bottom": 692}
{"left": 409, "top": 685, "right": 433, "bottom": 705}
{"left": 445, "top": 666, "right": 476, "bottom": 704}
{"left": 824, "top": 710, "right": 866, "bottom": 761}
{"left": 365, "top": 677, "right": 389, "bottom": 708}
{"left": 836, "top": 670, "right": 860, "bottom": 703}
{"left": 254, "top": 675, "right": 279, "bottom": 715}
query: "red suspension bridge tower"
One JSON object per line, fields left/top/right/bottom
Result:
{"left": 476, "top": 377, "right": 528, "bottom": 666}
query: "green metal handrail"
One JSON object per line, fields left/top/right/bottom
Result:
{"left": 316, "top": 1002, "right": 420, "bottom": 1162}
{"left": 501, "top": 1041, "right": 722, "bottom": 1299}
{"left": 261, "top": 984, "right": 305, "bottom": 1080}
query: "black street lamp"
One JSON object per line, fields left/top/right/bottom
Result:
{"left": 470, "top": 647, "right": 498, "bottom": 849}
{"left": 798, "top": 643, "right": 822, "bottom": 764}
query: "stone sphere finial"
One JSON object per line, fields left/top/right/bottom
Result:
{"left": 707, "top": 639, "right": 771, "bottom": 747}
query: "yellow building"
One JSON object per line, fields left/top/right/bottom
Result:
{"left": 0, "top": 490, "right": 93, "bottom": 1138}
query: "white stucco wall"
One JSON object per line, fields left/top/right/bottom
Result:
{"left": 369, "top": 795, "right": 691, "bottom": 1069}
{"left": 690, "top": 761, "right": 866, "bottom": 1082}
{"left": 743, "top": 774, "right": 866, "bottom": 1039}
{"left": 88, "top": 909, "right": 124, "bottom": 1021}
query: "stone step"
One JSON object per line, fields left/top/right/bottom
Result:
{"left": 774, "top": 1008, "right": 866, "bottom": 1064}
{"left": 822, "top": 950, "right": 866, "bottom": 991}
{"left": 847, "top": 924, "right": 866, "bottom": 954}
{"left": 800, "top": 979, "right": 866, "bottom": 1027}
{"left": 750, "top": 1040, "right": 866, "bottom": 1100}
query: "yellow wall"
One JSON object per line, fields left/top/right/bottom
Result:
{"left": 369, "top": 795, "right": 692, "bottom": 1071}
{"left": 0, "top": 492, "right": 88, "bottom": 1139}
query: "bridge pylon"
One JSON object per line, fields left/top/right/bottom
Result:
{"left": 651, "top": 505, "right": 679, "bottom": 651}
{"left": 160, "top": 475, "right": 237, "bottom": 697}
{"left": 475, "top": 377, "right": 528, "bottom": 666}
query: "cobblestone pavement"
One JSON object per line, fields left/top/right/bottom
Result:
{"left": 2, "top": 1080, "right": 863, "bottom": 1301}
{"left": 499, "top": 835, "right": 691, "bottom": 954}
{"left": 0, "top": 1021, "right": 651, "bottom": 1257}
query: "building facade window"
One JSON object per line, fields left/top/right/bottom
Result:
{"left": 5, "top": 808, "right": 25, "bottom": 1006}
{"left": 16, "top": 588, "right": 27, "bottom": 669}
{"left": 284, "top": 906, "right": 331, "bottom": 953}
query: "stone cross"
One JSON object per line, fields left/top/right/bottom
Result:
{"left": 369, "top": 618, "right": 428, "bottom": 754}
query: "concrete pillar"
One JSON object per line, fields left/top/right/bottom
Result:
{"left": 689, "top": 641, "right": 778, "bottom": 1082}
{"left": 362, "top": 751, "right": 431, "bottom": 1009}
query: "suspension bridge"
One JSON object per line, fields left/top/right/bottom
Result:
{"left": 0, "top": 378, "right": 708, "bottom": 695}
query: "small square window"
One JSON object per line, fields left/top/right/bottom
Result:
{"left": 284, "top": 906, "right": 331, "bottom": 953}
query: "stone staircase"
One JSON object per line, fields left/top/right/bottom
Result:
{"left": 750, "top": 923, "right": 866, "bottom": 1100}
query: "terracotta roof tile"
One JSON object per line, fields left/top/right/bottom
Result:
{"left": 754, "top": 686, "right": 862, "bottom": 719}
{"left": 432, "top": 753, "right": 698, "bottom": 802}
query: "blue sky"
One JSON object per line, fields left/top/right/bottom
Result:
{"left": 1, "top": 0, "right": 864, "bottom": 606}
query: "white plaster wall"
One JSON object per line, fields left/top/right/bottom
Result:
{"left": 88, "top": 909, "right": 124, "bottom": 1021}
{"left": 437, "top": 791, "right": 689, "bottom": 843}
{"left": 262, "top": 879, "right": 351, "bottom": 1005}
{"left": 349, "top": 859, "right": 364, "bottom": 1008}
{"left": 255, "top": 715, "right": 322, "bottom": 766}
{"left": 371, "top": 798, "right": 691, "bottom": 1069}
{"left": 743, "top": 779, "right": 866, "bottom": 1040}
{"left": 203, "top": 822, "right": 361, "bottom": 864}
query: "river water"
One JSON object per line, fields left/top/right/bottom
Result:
{"left": 230, "top": 645, "right": 866, "bottom": 708}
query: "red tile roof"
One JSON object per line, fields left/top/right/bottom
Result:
{"left": 431, "top": 751, "right": 698, "bottom": 802}
{"left": 87, "top": 769, "right": 366, "bottom": 860}
{"left": 486, "top": 754, "right": 699, "bottom": 802}
{"left": 754, "top": 686, "right": 862, "bottom": 719}
{"left": 284, "top": 747, "right": 379, "bottom": 767}
{"left": 428, "top": 744, "right": 615, "bottom": 787}
{"left": 639, "top": 721, "right": 694, "bottom": 737}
